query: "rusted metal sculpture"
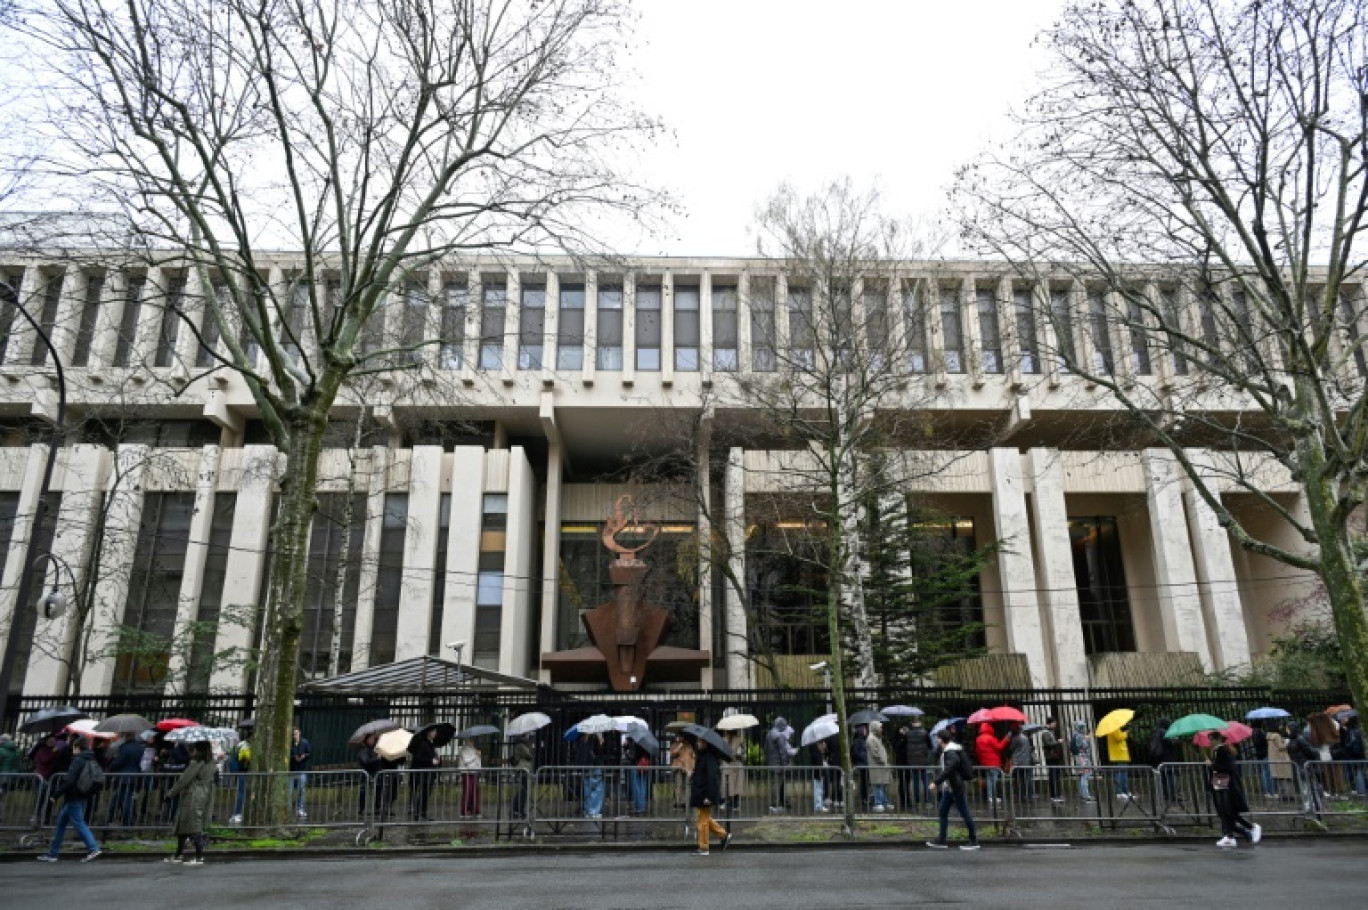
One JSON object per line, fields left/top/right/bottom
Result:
{"left": 581, "top": 495, "right": 668, "bottom": 691}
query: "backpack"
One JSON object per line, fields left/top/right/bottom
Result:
{"left": 74, "top": 756, "right": 105, "bottom": 796}
{"left": 1069, "top": 734, "right": 1082, "bottom": 757}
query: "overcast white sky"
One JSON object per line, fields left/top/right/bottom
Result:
{"left": 615, "top": 0, "right": 1067, "bottom": 257}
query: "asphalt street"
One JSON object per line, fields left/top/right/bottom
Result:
{"left": 3, "top": 841, "right": 1363, "bottom": 908}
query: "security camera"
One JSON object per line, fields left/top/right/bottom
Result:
{"left": 41, "top": 589, "right": 68, "bottom": 621}
{"left": 447, "top": 640, "right": 467, "bottom": 650}
{"left": 809, "top": 660, "right": 829, "bottom": 671}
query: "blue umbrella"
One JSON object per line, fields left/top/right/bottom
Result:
{"left": 929, "top": 717, "right": 966, "bottom": 738}
{"left": 1245, "top": 707, "right": 1291, "bottom": 721}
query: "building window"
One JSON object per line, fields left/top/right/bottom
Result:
{"left": 905, "top": 282, "right": 927, "bottom": 373}
{"left": 596, "top": 283, "right": 624, "bottom": 370}
{"left": 940, "top": 287, "right": 964, "bottom": 373}
{"left": 789, "top": 286, "right": 814, "bottom": 368}
{"left": 441, "top": 281, "right": 466, "bottom": 369}
{"left": 300, "top": 493, "right": 367, "bottom": 679}
{"left": 751, "top": 281, "right": 777, "bottom": 371}
{"left": 71, "top": 272, "right": 104, "bottom": 368}
{"left": 1341, "top": 291, "right": 1367, "bottom": 377}
{"left": 864, "top": 285, "right": 888, "bottom": 372}
{"left": 479, "top": 281, "right": 506, "bottom": 370}
{"left": 369, "top": 493, "right": 409, "bottom": 666}
{"left": 429, "top": 493, "right": 452, "bottom": 655}
{"left": 474, "top": 493, "right": 508, "bottom": 669}
{"left": 557, "top": 282, "right": 585, "bottom": 370}
{"left": 31, "top": 273, "right": 64, "bottom": 367}
{"left": 1087, "top": 291, "right": 1115, "bottom": 374}
{"left": 195, "top": 282, "right": 227, "bottom": 369}
{"left": 398, "top": 281, "right": 427, "bottom": 364}
{"left": 3, "top": 492, "right": 58, "bottom": 691}
{"left": 712, "top": 284, "right": 738, "bottom": 371}
{"left": 186, "top": 493, "right": 236, "bottom": 693}
{"left": 674, "top": 284, "right": 700, "bottom": 370}
{"left": 113, "top": 276, "right": 146, "bottom": 367}
{"left": 636, "top": 283, "right": 662, "bottom": 371}
{"left": 154, "top": 276, "right": 185, "bottom": 368}
{"left": 518, "top": 281, "right": 546, "bottom": 369}
{"left": 356, "top": 285, "right": 384, "bottom": 359}
{"left": 1127, "top": 297, "right": 1152, "bottom": 375}
{"left": 1014, "top": 288, "right": 1038, "bottom": 374}
{"left": 907, "top": 517, "right": 986, "bottom": 654}
{"left": 976, "top": 287, "right": 1001, "bottom": 373}
{"left": 282, "top": 279, "right": 310, "bottom": 366}
{"left": 746, "top": 521, "right": 831, "bottom": 656}
{"left": 1049, "top": 289, "right": 1075, "bottom": 372}
{"left": 115, "top": 492, "right": 195, "bottom": 695}
{"left": 0, "top": 271, "right": 20, "bottom": 366}
{"left": 1069, "top": 516, "right": 1136, "bottom": 655}
{"left": 1230, "top": 290, "right": 1260, "bottom": 372}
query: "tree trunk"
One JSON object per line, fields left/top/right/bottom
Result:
{"left": 248, "top": 410, "right": 326, "bottom": 826}
{"left": 836, "top": 455, "right": 878, "bottom": 688}
{"left": 826, "top": 489, "right": 856, "bottom": 837}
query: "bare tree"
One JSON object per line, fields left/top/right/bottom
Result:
{"left": 955, "top": 0, "right": 1368, "bottom": 708}
{"left": 10, "top": 0, "right": 660, "bottom": 822}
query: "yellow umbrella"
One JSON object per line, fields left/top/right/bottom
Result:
{"left": 1095, "top": 709, "right": 1135, "bottom": 739}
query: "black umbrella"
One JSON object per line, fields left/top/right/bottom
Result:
{"left": 348, "top": 718, "right": 403, "bottom": 746}
{"left": 847, "top": 709, "right": 886, "bottom": 727}
{"left": 417, "top": 722, "right": 458, "bottom": 748}
{"left": 678, "top": 723, "right": 734, "bottom": 761}
{"left": 625, "top": 729, "right": 661, "bottom": 755}
{"left": 20, "top": 706, "right": 89, "bottom": 735}
{"left": 456, "top": 724, "right": 502, "bottom": 739}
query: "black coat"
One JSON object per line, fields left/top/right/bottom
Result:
{"left": 689, "top": 748, "right": 723, "bottom": 809}
{"left": 933, "top": 746, "right": 971, "bottom": 794}
{"left": 1209, "top": 747, "right": 1249, "bottom": 815}
{"left": 408, "top": 735, "right": 439, "bottom": 770}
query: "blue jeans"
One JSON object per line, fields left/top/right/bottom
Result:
{"left": 1113, "top": 769, "right": 1130, "bottom": 796}
{"left": 583, "top": 771, "right": 604, "bottom": 817}
{"left": 233, "top": 775, "right": 247, "bottom": 816}
{"left": 984, "top": 767, "right": 1001, "bottom": 802}
{"left": 47, "top": 799, "right": 99, "bottom": 856}
{"left": 1259, "top": 760, "right": 1275, "bottom": 795}
{"left": 936, "top": 787, "right": 977, "bottom": 844}
{"left": 630, "top": 769, "right": 648, "bottom": 813}
{"left": 813, "top": 775, "right": 825, "bottom": 810}
{"left": 907, "top": 768, "right": 929, "bottom": 804}
{"left": 872, "top": 783, "right": 890, "bottom": 809}
{"left": 291, "top": 773, "right": 308, "bottom": 812}
{"left": 1077, "top": 762, "right": 1093, "bottom": 800}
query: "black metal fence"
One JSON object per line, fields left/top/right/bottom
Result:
{"left": 10, "top": 684, "right": 1347, "bottom": 768}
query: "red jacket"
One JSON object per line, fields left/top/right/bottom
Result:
{"left": 974, "top": 726, "right": 1010, "bottom": 768}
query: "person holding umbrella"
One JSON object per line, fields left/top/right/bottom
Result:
{"left": 511, "top": 734, "right": 535, "bottom": 820}
{"left": 165, "top": 742, "right": 215, "bottom": 865}
{"left": 926, "top": 727, "right": 979, "bottom": 850}
{"left": 688, "top": 735, "right": 731, "bottom": 855}
{"left": 407, "top": 725, "right": 442, "bottom": 821}
{"left": 1207, "top": 730, "right": 1260, "bottom": 848}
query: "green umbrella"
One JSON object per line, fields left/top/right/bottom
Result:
{"left": 1165, "top": 713, "right": 1228, "bottom": 738}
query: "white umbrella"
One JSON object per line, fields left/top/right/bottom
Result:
{"left": 165, "top": 726, "right": 240, "bottom": 747}
{"left": 575, "top": 714, "right": 617, "bottom": 735}
{"left": 881, "top": 705, "right": 925, "bottom": 717}
{"left": 375, "top": 729, "right": 413, "bottom": 761}
{"left": 65, "top": 719, "right": 118, "bottom": 740}
{"left": 715, "top": 713, "right": 760, "bottom": 731}
{"left": 506, "top": 712, "right": 552, "bottom": 736}
{"left": 614, "top": 715, "right": 649, "bottom": 734}
{"left": 801, "top": 717, "right": 840, "bottom": 746}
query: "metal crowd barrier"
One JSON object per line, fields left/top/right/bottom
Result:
{"left": 213, "top": 770, "right": 375, "bottom": 842}
{"left": 0, "top": 773, "right": 52, "bottom": 847}
{"left": 530, "top": 765, "right": 687, "bottom": 840}
{"left": 365, "top": 768, "right": 532, "bottom": 844}
{"left": 1304, "top": 760, "right": 1368, "bottom": 821}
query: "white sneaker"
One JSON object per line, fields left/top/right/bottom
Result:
{"left": 229, "top": 814, "right": 242, "bottom": 824}
{"left": 1250, "top": 824, "right": 1262, "bottom": 844}
{"left": 297, "top": 809, "right": 307, "bottom": 819}
{"left": 1216, "top": 836, "right": 1237, "bottom": 848}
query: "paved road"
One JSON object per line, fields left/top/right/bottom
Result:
{"left": 4, "top": 842, "right": 1362, "bottom": 907}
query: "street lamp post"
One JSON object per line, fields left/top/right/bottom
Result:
{"left": 0, "top": 290, "right": 67, "bottom": 731}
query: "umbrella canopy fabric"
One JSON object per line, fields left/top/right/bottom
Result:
{"left": 664, "top": 720, "right": 692, "bottom": 733}
{"left": 94, "top": 714, "right": 153, "bottom": 735}
{"left": 19, "top": 706, "right": 89, "bottom": 735}
{"left": 456, "top": 724, "right": 501, "bottom": 739}
{"left": 929, "top": 718, "right": 967, "bottom": 739}
{"left": 165, "top": 726, "right": 239, "bottom": 747}
{"left": 614, "top": 715, "right": 649, "bottom": 734}
{"left": 348, "top": 718, "right": 403, "bottom": 746}
{"left": 966, "top": 708, "right": 993, "bottom": 725}
{"left": 1096, "top": 709, "right": 1136, "bottom": 738}
{"left": 66, "top": 719, "right": 117, "bottom": 739}
{"left": 625, "top": 729, "right": 661, "bottom": 755}
{"left": 881, "top": 705, "right": 925, "bottom": 717}
{"left": 987, "top": 706, "right": 1028, "bottom": 723}
{"left": 847, "top": 709, "right": 886, "bottom": 726}
{"left": 1326, "top": 704, "right": 1353, "bottom": 716}
{"left": 1194, "top": 721, "right": 1254, "bottom": 749}
{"left": 1245, "top": 707, "right": 1291, "bottom": 721}
{"left": 715, "top": 713, "right": 760, "bottom": 731}
{"left": 576, "top": 714, "right": 617, "bottom": 735}
{"left": 507, "top": 712, "right": 552, "bottom": 737}
{"left": 236, "top": 717, "right": 255, "bottom": 729}
{"left": 1165, "top": 713, "right": 1228, "bottom": 739}
{"left": 678, "top": 723, "right": 734, "bottom": 761}
{"left": 416, "top": 722, "right": 458, "bottom": 748}
{"left": 1336, "top": 709, "right": 1359, "bottom": 721}
{"left": 801, "top": 717, "right": 840, "bottom": 747}
{"left": 155, "top": 718, "right": 199, "bottom": 732}
{"left": 376, "top": 729, "right": 412, "bottom": 760}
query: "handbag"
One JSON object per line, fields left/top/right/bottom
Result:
{"left": 1212, "top": 772, "right": 1231, "bottom": 790}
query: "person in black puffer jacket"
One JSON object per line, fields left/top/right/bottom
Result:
{"left": 926, "top": 728, "right": 979, "bottom": 850}
{"left": 689, "top": 738, "right": 730, "bottom": 855}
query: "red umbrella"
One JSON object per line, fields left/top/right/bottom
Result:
{"left": 155, "top": 718, "right": 199, "bottom": 732}
{"left": 987, "top": 706, "right": 1028, "bottom": 723}
{"left": 966, "top": 708, "right": 993, "bottom": 725}
{"left": 1195, "top": 721, "right": 1254, "bottom": 748}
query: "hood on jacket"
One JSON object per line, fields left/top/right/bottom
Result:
{"left": 1157, "top": 718, "right": 1172, "bottom": 730}
{"left": 943, "top": 741, "right": 963, "bottom": 752}
{"left": 1074, "top": 721, "right": 1088, "bottom": 734}
{"left": 773, "top": 716, "right": 788, "bottom": 731}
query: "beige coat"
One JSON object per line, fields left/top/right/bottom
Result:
{"left": 866, "top": 733, "right": 892, "bottom": 786}
{"left": 720, "top": 731, "right": 745, "bottom": 797}
{"left": 1267, "top": 733, "right": 1293, "bottom": 780}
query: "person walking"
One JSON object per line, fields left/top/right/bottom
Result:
{"left": 904, "top": 719, "right": 932, "bottom": 808}
{"left": 164, "top": 742, "right": 215, "bottom": 865}
{"left": 720, "top": 729, "right": 745, "bottom": 813}
{"left": 866, "top": 722, "right": 893, "bottom": 811}
{"left": 35, "top": 736, "right": 101, "bottom": 863}
{"left": 1040, "top": 717, "right": 1065, "bottom": 803}
{"left": 926, "top": 728, "right": 979, "bottom": 850}
{"left": 289, "top": 727, "right": 311, "bottom": 819}
{"left": 407, "top": 726, "right": 439, "bottom": 821}
{"left": 764, "top": 717, "right": 796, "bottom": 812}
{"left": 689, "top": 738, "right": 731, "bottom": 856}
{"left": 457, "top": 740, "right": 482, "bottom": 818}
{"left": 974, "top": 721, "right": 1010, "bottom": 805}
{"left": 1208, "top": 731, "right": 1260, "bottom": 848}
{"left": 669, "top": 734, "right": 695, "bottom": 810}
{"left": 1071, "top": 720, "right": 1095, "bottom": 803}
